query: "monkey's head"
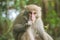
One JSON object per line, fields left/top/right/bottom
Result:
{"left": 23, "top": 4, "right": 42, "bottom": 25}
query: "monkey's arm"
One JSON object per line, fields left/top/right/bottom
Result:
{"left": 13, "top": 23, "right": 31, "bottom": 33}
{"left": 36, "top": 19, "right": 47, "bottom": 40}
{"left": 13, "top": 24, "right": 31, "bottom": 40}
{"left": 36, "top": 19, "right": 53, "bottom": 40}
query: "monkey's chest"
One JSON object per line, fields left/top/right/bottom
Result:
{"left": 32, "top": 25, "right": 42, "bottom": 40}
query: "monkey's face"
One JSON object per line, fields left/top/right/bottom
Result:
{"left": 24, "top": 10, "right": 38, "bottom": 24}
{"left": 23, "top": 5, "right": 41, "bottom": 25}
{"left": 23, "top": 11, "right": 36, "bottom": 25}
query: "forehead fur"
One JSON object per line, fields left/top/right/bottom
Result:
{"left": 25, "top": 4, "right": 41, "bottom": 11}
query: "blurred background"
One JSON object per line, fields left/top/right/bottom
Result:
{"left": 0, "top": 0, "right": 60, "bottom": 40}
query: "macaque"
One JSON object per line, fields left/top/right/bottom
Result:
{"left": 13, "top": 4, "right": 53, "bottom": 40}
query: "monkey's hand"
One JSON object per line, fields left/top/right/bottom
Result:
{"left": 25, "top": 21, "right": 32, "bottom": 26}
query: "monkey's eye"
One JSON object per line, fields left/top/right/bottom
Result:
{"left": 34, "top": 12, "right": 36, "bottom": 14}
{"left": 28, "top": 12, "right": 32, "bottom": 14}
{"left": 28, "top": 12, "right": 36, "bottom": 15}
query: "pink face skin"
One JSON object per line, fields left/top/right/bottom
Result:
{"left": 28, "top": 11, "right": 36, "bottom": 23}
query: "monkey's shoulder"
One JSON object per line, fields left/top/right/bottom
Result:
{"left": 13, "top": 15, "right": 27, "bottom": 24}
